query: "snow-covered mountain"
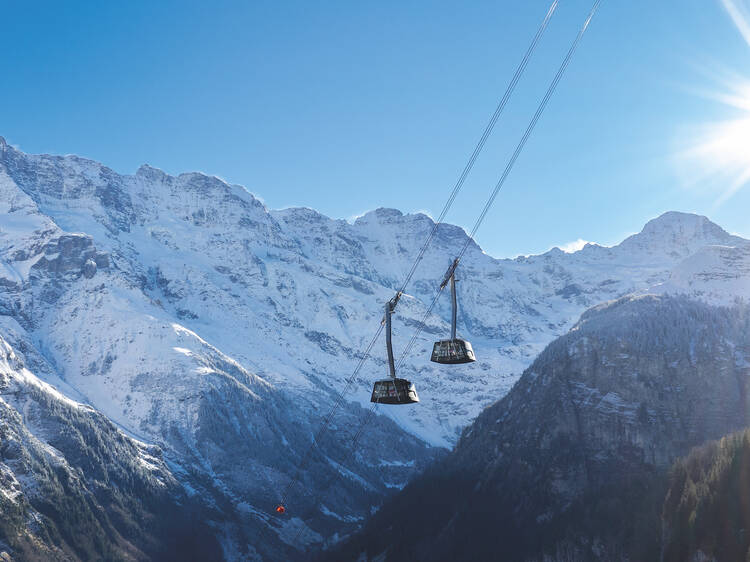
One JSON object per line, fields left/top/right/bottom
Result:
{"left": 0, "top": 318, "right": 223, "bottom": 560}
{"left": 1, "top": 135, "right": 749, "bottom": 557}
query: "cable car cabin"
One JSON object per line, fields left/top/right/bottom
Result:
{"left": 430, "top": 260, "right": 477, "bottom": 365}
{"left": 431, "top": 338, "right": 476, "bottom": 364}
{"left": 373, "top": 298, "right": 419, "bottom": 405}
{"left": 371, "top": 378, "right": 419, "bottom": 405}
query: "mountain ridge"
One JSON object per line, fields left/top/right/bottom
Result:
{"left": 2, "top": 139, "right": 750, "bottom": 556}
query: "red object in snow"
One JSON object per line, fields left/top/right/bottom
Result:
{"left": 276, "top": 505, "right": 286, "bottom": 514}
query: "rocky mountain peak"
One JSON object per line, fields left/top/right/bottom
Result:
{"left": 617, "top": 211, "right": 742, "bottom": 260}
{"left": 643, "top": 211, "right": 731, "bottom": 238}
{"left": 274, "top": 206, "right": 334, "bottom": 225}
{"left": 352, "top": 207, "right": 474, "bottom": 252}
{"left": 135, "top": 163, "right": 168, "bottom": 182}
{"left": 353, "top": 207, "right": 405, "bottom": 225}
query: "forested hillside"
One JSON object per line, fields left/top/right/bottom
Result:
{"left": 328, "top": 296, "right": 750, "bottom": 561}
{"left": 662, "top": 429, "right": 750, "bottom": 562}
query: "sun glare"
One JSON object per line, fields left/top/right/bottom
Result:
{"left": 679, "top": 1, "right": 750, "bottom": 207}
{"left": 721, "top": 0, "right": 750, "bottom": 47}
{"left": 685, "top": 115, "right": 750, "bottom": 206}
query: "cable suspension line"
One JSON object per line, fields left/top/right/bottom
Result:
{"left": 397, "top": 0, "right": 603, "bottom": 370}
{"left": 264, "top": 0, "right": 562, "bottom": 525}
{"left": 392, "top": 0, "right": 559, "bottom": 306}
{"left": 325, "top": 3, "right": 605, "bottom": 539}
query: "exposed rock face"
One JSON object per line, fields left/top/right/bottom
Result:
{"left": 331, "top": 296, "right": 750, "bottom": 561}
{"left": 29, "top": 234, "right": 107, "bottom": 278}
{"left": 82, "top": 258, "right": 97, "bottom": 279}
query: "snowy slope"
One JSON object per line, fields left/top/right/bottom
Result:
{"left": 649, "top": 243, "right": 750, "bottom": 304}
{"left": 2, "top": 135, "right": 749, "bottom": 554}
{"left": 0, "top": 138, "right": 440, "bottom": 556}
{"left": 0, "top": 316, "right": 226, "bottom": 560}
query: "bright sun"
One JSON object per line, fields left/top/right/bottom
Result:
{"left": 681, "top": 1, "right": 750, "bottom": 207}
{"left": 686, "top": 112, "right": 750, "bottom": 207}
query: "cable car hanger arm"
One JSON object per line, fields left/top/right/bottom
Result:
{"left": 440, "top": 257, "right": 461, "bottom": 290}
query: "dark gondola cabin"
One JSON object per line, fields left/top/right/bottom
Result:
{"left": 431, "top": 259, "right": 476, "bottom": 365}
{"left": 431, "top": 338, "right": 475, "bottom": 364}
{"left": 371, "top": 378, "right": 419, "bottom": 404}
{"left": 370, "top": 296, "right": 420, "bottom": 406}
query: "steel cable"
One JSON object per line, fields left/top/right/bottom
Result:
{"left": 259, "top": 0, "right": 565, "bottom": 550}
{"left": 396, "top": 0, "right": 603, "bottom": 370}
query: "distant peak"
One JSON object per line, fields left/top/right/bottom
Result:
{"left": 137, "top": 163, "right": 159, "bottom": 172}
{"left": 275, "top": 206, "right": 328, "bottom": 222}
{"left": 373, "top": 207, "right": 403, "bottom": 219}
{"left": 0, "top": 136, "right": 6, "bottom": 147}
{"left": 618, "top": 211, "right": 741, "bottom": 257}
{"left": 175, "top": 170, "right": 231, "bottom": 190}
{"left": 353, "top": 207, "right": 402, "bottom": 225}
{"left": 639, "top": 211, "right": 729, "bottom": 239}
{"left": 136, "top": 163, "right": 168, "bottom": 179}
{"left": 645, "top": 211, "right": 711, "bottom": 227}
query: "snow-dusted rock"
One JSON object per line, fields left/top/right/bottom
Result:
{"left": 1, "top": 139, "right": 749, "bottom": 556}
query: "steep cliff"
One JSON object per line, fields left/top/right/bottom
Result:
{"left": 331, "top": 296, "right": 750, "bottom": 561}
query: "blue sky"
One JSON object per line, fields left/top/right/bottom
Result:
{"left": 3, "top": 0, "right": 750, "bottom": 257}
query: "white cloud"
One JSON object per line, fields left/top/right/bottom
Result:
{"left": 557, "top": 238, "right": 590, "bottom": 253}
{"left": 346, "top": 210, "right": 371, "bottom": 224}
